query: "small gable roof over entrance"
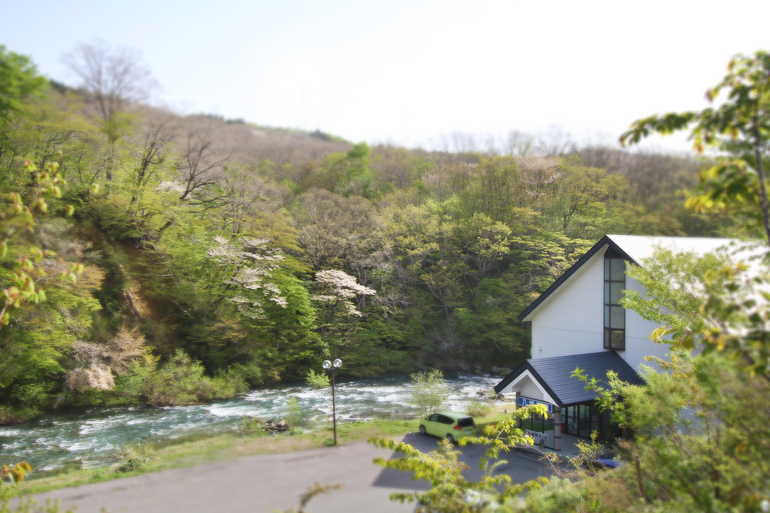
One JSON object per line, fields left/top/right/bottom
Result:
{"left": 518, "top": 234, "right": 735, "bottom": 322}
{"left": 494, "top": 351, "right": 646, "bottom": 407}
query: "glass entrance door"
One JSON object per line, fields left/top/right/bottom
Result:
{"left": 562, "top": 403, "right": 601, "bottom": 439}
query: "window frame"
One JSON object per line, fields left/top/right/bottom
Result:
{"left": 603, "top": 247, "right": 626, "bottom": 351}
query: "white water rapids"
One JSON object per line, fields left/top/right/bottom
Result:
{"left": 0, "top": 373, "right": 501, "bottom": 475}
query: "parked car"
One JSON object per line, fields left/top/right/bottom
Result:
{"left": 418, "top": 411, "right": 476, "bottom": 443}
{"left": 590, "top": 450, "right": 623, "bottom": 469}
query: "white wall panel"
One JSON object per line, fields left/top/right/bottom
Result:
{"left": 531, "top": 251, "right": 604, "bottom": 359}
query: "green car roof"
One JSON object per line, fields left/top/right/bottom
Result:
{"left": 433, "top": 411, "right": 473, "bottom": 419}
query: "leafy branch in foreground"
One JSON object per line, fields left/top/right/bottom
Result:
{"left": 369, "top": 404, "right": 548, "bottom": 512}
{"left": 275, "top": 482, "right": 345, "bottom": 513}
{"left": 620, "top": 50, "right": 770, "bottom": 244}
{"left": 0, "top": 462, "right": 74, "bottom": 513}
{"left": 622, "top": 244, "right": 770, "bottom": 376}
{"left": 1, "top": 160, "right": 84, "bottom": 328}
{"left": 1, "top": 463, "right": 31, "bottom": 485}
{"left": 560, "top": 352, "right": 770, "bottom": 513}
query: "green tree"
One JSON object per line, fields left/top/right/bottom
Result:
{"left": 620, "top": 246, "right": 732, "bottom": 337}
{"left": 559, "top": 351, "right": 770, "bottom": 513}
{"left": 312, "top": 269, "right": 376, "bottom": 350}
{"left": 408, "top": 369, "right": 449, "bottom": 416}
{"left": 548, "top": 159, "right": 628, "bottom": 236}
{"left": 621, "top": 50, "right": 770, "bottom": 245}
{"left": 0, "top": 46, "right": 46, "bottom": 126}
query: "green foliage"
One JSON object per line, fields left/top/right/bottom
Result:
{"left": 0, "top": 46, "right": 46, "bottom": 126}
{"left": 239, "top": 417, "right": 269, "bottom": 437}
{"left": 621, "top": 50, "right": 770, "bottom": 244}
{"left": 0, "top": 463, "right": 31, "bottom": 485}
{"left": 409, "top": 369, "right": 449, "bottom": 416}
{"left": 620, "top": 242, "right": 770, "bottom": 375}
{"left": 566, "top": 352, "right": 770, "bottom": 512}
{"left": 285, "top": 397, "right": 303, "bottom": 427}
{"left": 465, "top": 402, "right": 492, "bottom": 418}
{"left": 621, "top": 246, "right": 732, "bottom": 342}
{"left": 112, "top": 458, "right": 144, "bottom": 474}
{"left": 110, "top": 441, "right": 155, "bottom": 474}
{"left": 0, "top": 43, "right": 752, "bottom": 418}
{"left": 0, "top": 160, "right": 83, "bottom": 328}
{"left": 561, "top": 244, "right": 770, "bottom": 511}
{"left": 10, "top": 383, "right": 53, "bottom": 411}
{"left": 690, "top": 258, "right": 770, "bottom": 375}
{"left": 227, "top": 359, "right": 264, "bottom": 388}
{"left": 305, "top": 369, "right": 330, "bottom": 389}
{"left": 0, "top": 498, "right": 74, "bottom": 513}
{"left": 369, "top": 404, "right": 548, "bottom": 512}
{"left": 114, "top": 350, "right": 245, "bottom": 406}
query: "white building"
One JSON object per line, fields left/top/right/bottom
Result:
{"left": 494, "top": 234, "right": 737, "bottom": 449}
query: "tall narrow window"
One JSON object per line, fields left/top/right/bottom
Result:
{"left": 604, "top": 247, "right": 625, "bottom": 350}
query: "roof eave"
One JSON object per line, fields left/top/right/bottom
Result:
{"left": 517, "top": 235, "right": 639, "bottom": 322}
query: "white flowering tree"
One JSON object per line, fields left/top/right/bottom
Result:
{"left": 312, "top": 269, "right": 376, "bottom": 347}
{"left": 206, "top": 236, "right": 287, "bottom": 320}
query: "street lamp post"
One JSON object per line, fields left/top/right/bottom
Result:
{"left": 323, "top": 358, "right": 342, "bottom": 446}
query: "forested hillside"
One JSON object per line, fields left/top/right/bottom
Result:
{"left": 0, "top": 44, "right": 745, "bottom": 421}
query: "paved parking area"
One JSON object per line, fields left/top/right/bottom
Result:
{"left": 27, "top": 434, "right": 553, "bottom": 513}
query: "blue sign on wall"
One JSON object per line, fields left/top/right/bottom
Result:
{"left": 517, "top": 397, "right": 553, "bottom": 413}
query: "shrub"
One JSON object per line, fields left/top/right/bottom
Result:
{"left": 111, "top": 441, "right": 155, "bottom": 474}
{"left": 228, "top": 359, "right": 263, "bottom": 387}
{"left": 285, "top": 397, "right": 303, "bottom": 427}
{"left": 113, "top": 458, "right": 144, "bottom": 474}
{"left": 408, "top": 369, "right": 449, "bottom": 417}
{"left": 466, "top": 402, "right": 492, "bottom": 418}
{"left": 0, "top": 497, "right": 74, "bottom": 513}
{"left": 113, "top": 350, "right": 246, "bottom": 406}
{"left": 239, "top": 417, "right": 268, "bottom": 437}
{"left": 305, "top": 369, "right": 330, "bottom": 389}
{"left": 11, "top": 383, "right": 54, "bottom": 411}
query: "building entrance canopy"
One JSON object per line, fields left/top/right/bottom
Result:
{"left": 495, "top": 351, "right": 645, "bottom": 408}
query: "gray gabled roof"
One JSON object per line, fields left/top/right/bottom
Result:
{"left": 494, "top": 352, "right": 646, "bottom": 407}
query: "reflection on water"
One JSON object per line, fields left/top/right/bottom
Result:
{"left": 0, "top": 373, "right": 499, "bottom": 474}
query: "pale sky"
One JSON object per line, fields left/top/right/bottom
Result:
{"left": 3, "top": 0, "right": 769, "bottom": 153}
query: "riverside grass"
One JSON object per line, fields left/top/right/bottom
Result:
{"left": 8, "top": 406, "right": 513, "bottom": 498}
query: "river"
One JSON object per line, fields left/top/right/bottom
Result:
{"left": 0, "top": 373, "right": 500, "bottom": 475}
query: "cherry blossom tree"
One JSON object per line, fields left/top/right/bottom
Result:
{"left": 206, "top": 236, "right": 287, "bottom": 320}
{"left": 312, "top": 269, "right": 376, "bottom": 348}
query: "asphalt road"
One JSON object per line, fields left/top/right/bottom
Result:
{"left": 26, "top": 434, "right": 552, "bottom": 512}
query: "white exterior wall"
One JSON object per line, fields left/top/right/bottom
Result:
{"left": 531, "top": 251, "right": 605, "bottom": 359}
{"left": 623, "top": 276, "right": 669, "bottom": 369}
{"left": 530, "top": 246, "right": 668, "bottom": 371}
{"left": 499, "top": 371, "right": 557, "bottom": 405}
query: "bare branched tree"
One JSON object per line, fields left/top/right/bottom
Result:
{"left": 177, "top": 130, "right": 231, "bottom": 201}
{"left": 64, "top": 39, "right": 155, "bottom": 124}
{"left": 127, "top": 115, "right": 177, "bottom": 208}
